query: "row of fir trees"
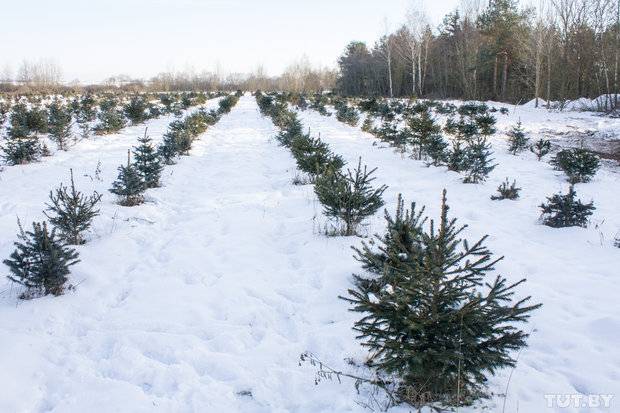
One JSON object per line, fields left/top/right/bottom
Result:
{"left": 3, "top": 93, "right": 240, "bottom": 299}
{"left": 258, "top": 91, "right": 542, "bottom": 410}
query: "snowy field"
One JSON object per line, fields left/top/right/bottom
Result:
{"left": 0, "top": 95, "right": 619, "bottom": 412}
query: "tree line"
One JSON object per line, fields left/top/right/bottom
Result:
{"left": 336, "top": 0, "right": 620, "bottom": 110}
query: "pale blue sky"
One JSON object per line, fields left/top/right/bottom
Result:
{"left": 1, "top": 0, "right": 461, "bottom": 83}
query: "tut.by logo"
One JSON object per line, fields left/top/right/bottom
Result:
{"left": 544, "top": 394, "right": 614, "bottom": 409}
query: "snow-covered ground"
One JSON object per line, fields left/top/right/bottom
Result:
{"left": 294, "top": 105, "right": 620, "bottom": 413}
{"left": 0, "top": 95, "right": 618, "bottom": 412}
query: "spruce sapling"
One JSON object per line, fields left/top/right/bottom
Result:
{"left": 314, "top": 158, "right": 387, "bottom": 236}
{"left": 491, "top": 178, "right": 521, "bottom": 200}
{"left": 4, "top": 220, "right": 80, "bottom": 298}
{"left": 123, "top": 95, "right": 148, "bottom": 125}
{"left": 551, "top": 148, "right": 600, "bottom": 184}
{"left": 342, "top": 190, "right": 541, "bottom": 407}
{"left": 530, "top": 138, "right": 551, "bottom": 161}
{"left": 408, "top": 109, "right": 441, "bottom": 160}
{"left": 44, "top": 169, "right": 102, "bottom": 245}
{"left": 540, "top": 186, "right": 595, "bottom": 228}
{"left": 109, "top": 150, "right": 146, "bottom": 206}
{"left": 463, "top": 137, "right": 496, "bottom": 183}
{"left": 507, "top": 121, "right": 528, "bottom": 155}
{"left": 133, "top": 128, "right": 163, "bottom": 188}
{"left": 47, "top": 99, "right": 73, "bottom": 150}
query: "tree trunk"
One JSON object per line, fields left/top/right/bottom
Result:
{"left": 502, "top": 52, "right": 509, "bottom": 100}
{"left": 547, "top": 53, "right": 552, "bottom": 109}
{"left": 387, "top": 43, "right": 394, "bottom": 98}
{"left": 411, "top": 47, "right": 417, "bottom": 97}
{"left": 493, "top": 54, "right": 499, "bottom": 98}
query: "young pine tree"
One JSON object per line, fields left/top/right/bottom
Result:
{"left": 491, "top": 178, "right": 521, "bottom": 200}
{"left": 0, "top": 102, "right": 10, "bottom": 130}
{"left": 423, "top": 134, "right": 449, "bottom": 167}
{"left": 133, "top": 129, "right": 164, "bottom": 188}
{"left": 4, "top": 221, "right": 80, "bottom": 298}
{"left": 75, "top": 93, "right": 97, "bottom": 139}
{"left": 342, "top": 191, "right": 540, "bottom": 407}
{"left": 463, "top": 137, "right": 496, "bottom": 183}
{"left": 2, "top": 103, "right": 41, "bottom": 164}
{"left": 408, "top": 109, "right": 442, "bottom": 160}
{"left": 47, "top": 99, "right": 73, "bottom": 150}
{"left": 314, "top": 158, "right": 387, "bottom": 236}
{"left": 109, "top": 150, "right": 146, "bottom": 206}
{"left": 540, "top": 186, "right": 595, "bottom": 228}
{"left": 94, "top": 98, "right": 126, "bottom": 134}
{"left": 290, "top": 134, "right": 344, "bottom": 181}
{"left": 551, "top": 148, "right": 600, "bottom": 184}
{"left": 530, "top": 138, "right": 551, "bottom": 161}
{"left": 507, "top": 121, "right": 528, "bottom": 155}
{"left": 123, "top": 95, "right": 148, "bottom": 125}
{"left": 44, "top": 169, "right": 102, "bottom": 245}
{"left": 447, "top": 141, "right": 469, "bottom": 173}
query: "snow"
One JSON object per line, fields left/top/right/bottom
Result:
{"left": 0, "top": 95, "right": 619, "bottom": 412}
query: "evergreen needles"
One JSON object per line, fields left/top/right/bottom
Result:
{"left": 540, "top": 185, "right": 595, "bottom": 228}
{"left": 3, "top": 220, "right": 80, "bottom": 299}
{"left": 343, "top": 190, "right": 541, "bottom": 406}
{"left": 110, "top": 150, "right": 146, "bottom": 206}
{"left": 314, "top": 158, "right": 387, "bottom": 236}
{"left": 44, "top": 169, "right": 102, "bottom": 245}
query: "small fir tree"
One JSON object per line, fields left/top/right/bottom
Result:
{"left": 290, "top": 134, "right": 344, "bottom": 181}
{"left": 408, "top": 109, "right": 442, "bottom": 160}
{"left": 530, "top": 138, "right": 551, "bottom": 161}
{"left": 44, "top": 169, "right": 102, "bottom": 245}
{"left": 75, "top": 93, "right": 97, "bottom": 139}
{"left": 540, "top": 186, "right": 595, "bottom": 228}
{"left": 133, "top": 128, "right": 163, "bottom": 188}
{"left": 361, "top": 116, "right": 375, "bottom": 133}
{"left": 342, "top": 191, "right": 541, "bottom": 407}
{"left": 47, "top": 99, "right": 73, "bottom": 150}
{"left": 4, "top": 220, "right": 80, "bottom": 298}
{"left": 314, "top": 158, "right": 387, "bottom": 236}
{"left": 26, "top": 105, "right": 48, "bottom": 135}
{"left": 507, "top": 121, "right": 528, "bottom": 155}
{"left": 447, "top": 141, "right": 469, "bottom": 172}
{"left": 94, "top": 98, "right": 126, "bottom": 134}
{"left": 4, "top": 103, "right": 43, "bottom": 163}
{"left": 491, "top": 178, "right": 521, "bottom": 200}
{"left": 1, "top": 135, "right": 41, "bottom": 165}
{"left": 0, "top": 102, "right": 10, "bottom": 130}
{"left": 475, "top": 112, "right": 497, "bottom": 136}
{"left": 463, "top": 137, "right": 496, "bottom": 183}
{"left": 336, "top": 105, "right": 360, "bottom": 127}
{"left": 217, "top": 95, "right": 238, "bottom": 114}
{"left": 551, "top": 148, "right": 600, "bottom": 184}
{"left": 109, "top": 150, "right": 146, "bottom": 206}
{"left": 123, "top": 95, "right": 148, "bottom": 124}
{"left": 423, "top": 133, "right": 449, "bottom": 167}
{"left": 6, "top": 102, "right": 32, "bottom": 139}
